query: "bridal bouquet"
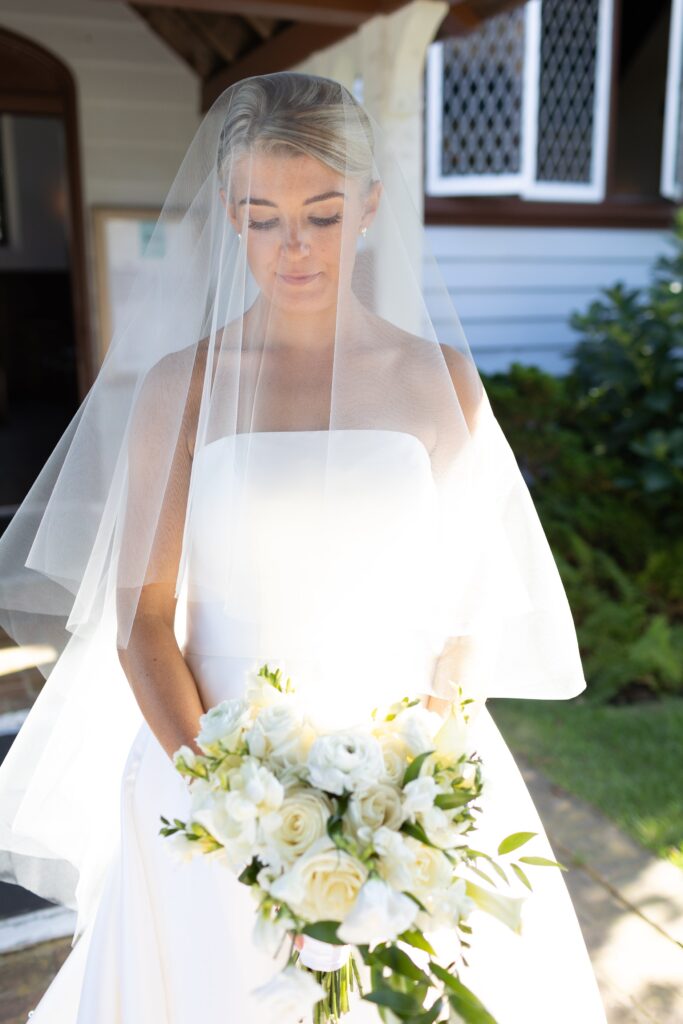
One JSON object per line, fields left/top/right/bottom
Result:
{"left": 160, "top": 664, "right": 562, "bottom": 1024}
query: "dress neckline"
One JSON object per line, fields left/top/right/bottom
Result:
{"left": 196, "top": 428, "right": 432, "bottom": 466}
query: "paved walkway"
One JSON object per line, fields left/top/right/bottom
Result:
{"left": 518, "top": 756, "right": 683, "bottom": 1023}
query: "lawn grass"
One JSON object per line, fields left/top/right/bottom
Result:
{"left": 487, "top": 695, "right": 683, "bottom": 870}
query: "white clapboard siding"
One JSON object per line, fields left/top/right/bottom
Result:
{"left": 425, "top": 226, "right": 675, "bottom": 375}
{"left": 0, "top": 0, "right": 200, "bottom": 207}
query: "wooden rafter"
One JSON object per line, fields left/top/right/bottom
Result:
{"left": 127, "top": 0, "right": 405, "bottom": 28}
{"left": 202, "top": 21, "right": 352, "bottom": 108}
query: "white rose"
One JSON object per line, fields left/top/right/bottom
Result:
{"left": 338, "top": 877, "right": 418, "bottom": 945}
{"left": 373, "top": 826, "right": 417, "bottom": 890}
{"left": 348, "top": 783, "right": 404, "bottom": 841}
{"left": 307, "top": 732, "right": 385, "bottom": 795}
{"left": 251, "top": 965, "right": 324, "bottom": 1024}
{"left": 268, "top": 837, "right": 368, "bottom": 921}
{"left": 197, "top": 698, "right": 250, "bottom": 754}
{"left": 401, "top": 776, "right": 439, "bottom": 818}
{"left": 265, "top": 786, "right": 332, "bottom": 869}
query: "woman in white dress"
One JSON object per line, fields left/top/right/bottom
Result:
{"left": 0, "top": 72, "right": 607, "bottom": 1022}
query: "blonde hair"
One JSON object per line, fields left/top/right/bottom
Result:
{"left": 216, "top": 72, "right": 375, "bottom": 190}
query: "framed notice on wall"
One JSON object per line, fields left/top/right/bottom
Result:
{"left": 92, "top": 206, "right": 164, "bottom": 367}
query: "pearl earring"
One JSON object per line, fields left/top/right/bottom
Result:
{"left": 238, "top": 232, "right": 242, "bottom": 240}
{"left": 360, "top": 227, "right": 367, "bottom": 237}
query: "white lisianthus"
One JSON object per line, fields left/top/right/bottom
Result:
{"left": 246, "top": 702, "right": 303, "bottom": 760}
{"left": 373, "top": 826, "right": 417, "bottom": 891}
{"left": 244, "top": 663, "right": 291, "bottom": 711}
{"left": 163, "top": 830, "right": 201, "bottom": 865}
{"left": 197, "top": 698, "right": 250, "bottom": 754}
{"left": 348, "top": 783, "right": 404, "bottom": 842}
{"left": 395, "top": 707, "right": 442, "bottom": 756}
{"left": 268, "top": 837, "right": 368, "bottom": 921}
{"left": 419, "top": 805, "right": 471, "bottom": 850}
{"left": 252, "top": 910, "right": 293, "bottom": 957}
{"left": 224, "top": 757, "right": 284, "bottom": 834}
{"left": 401, "top": 776, "right": 439, "bottom": 818}
{"left": 173, "top": 744, "right": 198, "bottom": 771}
{"left": 338, "top": 877, "right": 418, "bottom": 945}
{"left": 192, "top": 793, "right": 257, "bottom": 871}
{"left": 307, "top": 731, "right": 385, "bottom": 795}
{"left": 264, "top": 786, "right": 332, "bottom": 869}
{"left": 251, "top": 965, "right": 324, "bottom": 1023}
{"left": 465, "top": 879, "right": 526, "bottom": 935}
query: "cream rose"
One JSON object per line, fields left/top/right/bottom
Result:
{"left": 405, "top": 836, "right": 454, "bottom": 904}
{"left": 348, "top": 782, "right": 404, "bottom": 841}
{"left": 268, "top": 837, "right": 368, "bottom": 921}
{"left": 266, "top": 786, "right": 332, "bottom": 868}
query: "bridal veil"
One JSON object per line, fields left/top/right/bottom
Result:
{"left": 0, "top": 72, "right": 587, "bottom": 943}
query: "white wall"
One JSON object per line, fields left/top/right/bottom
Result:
{"left": 0, "top": 0, "right": 200, "bottom": 207}
{"left": 425, "top": 225, "right": 674, "bottom": 376}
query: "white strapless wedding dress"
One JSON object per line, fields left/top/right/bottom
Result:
{"left": 26, "top": 430, "right": 607, "bottom": 1023}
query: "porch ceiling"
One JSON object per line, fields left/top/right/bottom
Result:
{"left": 125, "top": 0, "right": 526, "bottom": 110}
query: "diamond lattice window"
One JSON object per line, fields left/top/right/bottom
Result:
{"left": 426, "top": 0, "right": 615, "bottom": 202}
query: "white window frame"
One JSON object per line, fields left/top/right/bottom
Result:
{"left": 661, "top": 0, "right": 683, "bottom": 202}
{"left": 425, "top": 0, "right": 614, "bottom": 204}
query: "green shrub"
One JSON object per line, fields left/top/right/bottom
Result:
{"left": 481, "top": 210, "right": 683, "bottom": 702}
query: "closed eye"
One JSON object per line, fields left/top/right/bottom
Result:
{"left": 247, "top": 212, "right": 342, "bottom": 231}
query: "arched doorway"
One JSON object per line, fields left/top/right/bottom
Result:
{"left": 0, "top": 28, "right": 89, "bottom": 929}
{"left": 0, "top": 27, "right": 90, "bottom": 534}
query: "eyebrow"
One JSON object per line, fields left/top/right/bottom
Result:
{"left": 238, "top": 191, "right": 346, "bottom": 207}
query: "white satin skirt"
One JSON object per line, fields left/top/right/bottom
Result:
{"left": 25, "top": 655, "right": 607, "bottom": 1023}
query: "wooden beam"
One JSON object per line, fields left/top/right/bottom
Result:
{"left": 201, "top": 21, "right": 352, "bottom": 109}
{"left": 436, "top": 0, "right": 526, "bottom": 38}
{"left": 128, "top": 0, "right": 403, "bottom": 28}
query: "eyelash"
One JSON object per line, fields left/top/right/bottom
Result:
{"left": 247, "top": 213, "right": 342, "bottom": 231}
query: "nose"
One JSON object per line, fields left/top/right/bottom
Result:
{"left": 281, "top": 222, "right": 310, "bottom": 258}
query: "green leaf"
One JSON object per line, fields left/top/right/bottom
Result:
{"left": 511, "top": 862, "right": 533, "bottom": 890}
{"left": 434, "top": 791, "right": 471, "bottom": 810}
{"left": 407, "top": 997, "right": 444, "bottom": 1024}
{"left": 301, "top": 920, "right": 345, "bottom": 944}
{"left": 497, "top": 831, "right": 538, "bottom": 855}
{"left": 398, "top": 929, "right": 437, "bottom": 956}
{"left": 400, "top": 820, "right": 443, "bottom": 853}
{"left": 368, "top": 946, "right": 431, "bottom": 986}
{"left": 429, "top": 963, "right": 497, "bottom": 1024}
{"left": 402, "top": 750, "right": 435, "bottom": 787}
{"left": 364, "top": 987, "right": 424, "bottom": 1016}
{"left": 467, "top": 865, "right": 497, "bottom": 888}
{"left": 518, "top": 855, "right": 567, "bottom": 870}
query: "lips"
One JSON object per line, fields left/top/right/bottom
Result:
{"left": 277, "top": 272, "right": 321, "bottom": 285}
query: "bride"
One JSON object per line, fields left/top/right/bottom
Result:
{"left": 0, "top": 72, "right": 607, "bottom": 1022}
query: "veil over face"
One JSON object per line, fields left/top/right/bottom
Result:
{"left": 0, "top": 72, "right": 586, "bottom": 941}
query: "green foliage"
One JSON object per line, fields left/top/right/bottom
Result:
{"left": 482, "top": 208, "right": 683, "bottom": 703}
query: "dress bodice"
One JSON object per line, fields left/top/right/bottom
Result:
{"left": 175, "top": 430, "right": 447, "bottom": 726}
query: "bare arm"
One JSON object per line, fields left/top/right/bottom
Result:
{"left": 116, "top": 353, "right": 206, "bottom": 762}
